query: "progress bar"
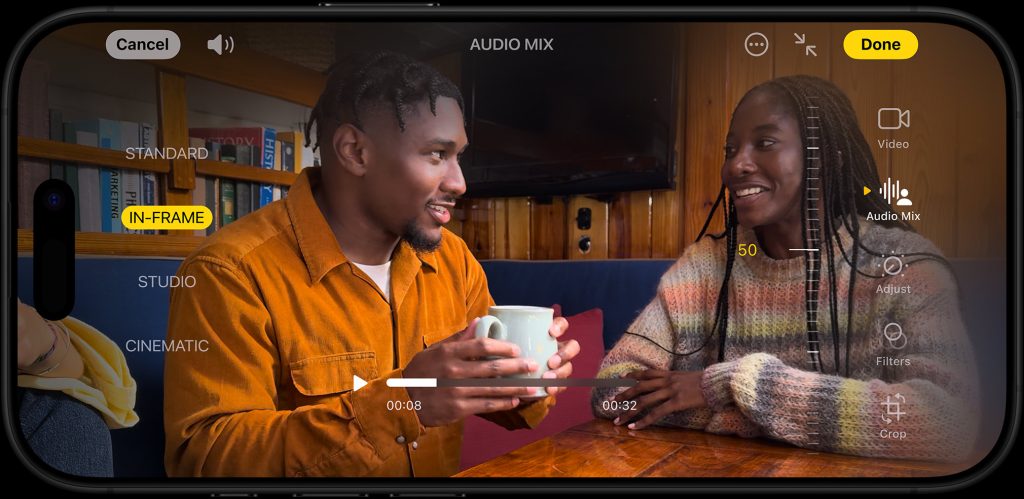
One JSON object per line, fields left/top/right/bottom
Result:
{"left": 353, "top": 376, "right": 636, "bottom": 391}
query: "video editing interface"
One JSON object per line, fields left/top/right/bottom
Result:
{"left": 10, "top": 18, "right": 1009, "bottom": 482}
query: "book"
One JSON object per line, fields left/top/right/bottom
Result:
{"left": 187, "top": 127, "right": 276, "bottom": 206}
{"left": 236, "top": 144, "right": 251, "bottom": 166}
{"left": 205, "top": 177, "right": 218, "bottom": 236}
{"left": 237, "top": 180, "right": 252, "bottom": 219}
{"left": 140, "top": 123, "right": 159, "bottom": 234}
{"left": 17, "top": 60, "right": 50, "bottom": 229}
{"left": 294, "top": 129, "right": 317, "bottom": 169}
{"left": 203, "top": 140, "right": 221, "bottom": 161}
{"left": 251, "top": 183, "right": 260, "bottom": 214}
{"left": 272, "top": 139, "right": 283, "bottom": 201}
{"left": 192, "top": 177, "right": 207, "bottom": 237}
{"left": 70, "top": 120, "right": 102, "bottom": 232}
{"left": 97, "top": 119, "right": 123, "bottom": 233}
{"left": 221, "top": 180, "right": 236, "bottom": 227}
{"left": 278, "top": 131, "right": 301, "bottom": 172}
{"left": 221, "top": 144, "right": 238, "bottom": 164}
{"left": 121, "top": 121, "right": 142, "bottom": 234}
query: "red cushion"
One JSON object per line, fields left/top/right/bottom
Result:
{"left": 459, "top": 307, "right": 604, "bottom": 471}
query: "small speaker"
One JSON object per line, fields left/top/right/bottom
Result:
{"left": 576, "top": 207, "right": 592, "bottom": 230}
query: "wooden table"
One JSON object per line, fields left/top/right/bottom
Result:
{"left": 455, "top": 419, "right": 964, "bottom": 478}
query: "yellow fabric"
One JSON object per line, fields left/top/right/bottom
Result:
{"left": 17, "top": 316, "right": 139, "bottom": 429}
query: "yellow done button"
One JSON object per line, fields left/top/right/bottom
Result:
{"left": 122, "top": 205, "right": 212, "bottom": 231}
{"left": 844, "top": 30, "right": 918, "bottom": 60}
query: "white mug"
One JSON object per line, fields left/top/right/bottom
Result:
{"left": 474, "top": 305, "right": 557, "bottom": 399}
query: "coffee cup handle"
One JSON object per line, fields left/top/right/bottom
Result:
{"left": 474, "top": 315, "right": 507, "bottom": 342}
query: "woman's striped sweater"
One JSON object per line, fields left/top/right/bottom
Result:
{"left": 592, "top": 221, "right": 979, "bottom": 462}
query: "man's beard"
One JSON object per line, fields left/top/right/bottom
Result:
{"left": 401, "top": 219, "right": 442, "bottom": 253}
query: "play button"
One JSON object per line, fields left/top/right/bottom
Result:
{"left": 353, "top": 375, "right": 367, "bottom": 392}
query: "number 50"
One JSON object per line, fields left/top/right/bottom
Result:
{"left": 738, "top": 243, "right": 758, "bottom": 257}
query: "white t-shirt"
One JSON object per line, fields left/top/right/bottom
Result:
{"left": 352, "top": 261, "right": 392, "bottom": 302}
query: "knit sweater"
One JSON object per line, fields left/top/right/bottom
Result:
{"left": 592, "top": 221, "right": 979, "bottom": 463}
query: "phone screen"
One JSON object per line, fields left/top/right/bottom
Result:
{"left": 4, "top": 6, "right": 1017, "bottom": 494}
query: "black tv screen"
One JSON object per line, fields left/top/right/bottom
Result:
{"left": 461, "top": 23, "right": 679, "bottom": 197}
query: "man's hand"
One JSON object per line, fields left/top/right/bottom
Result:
{"left": 612, "top": 369, "right": 706, "bottom": 430}
{"left": 403, "top": 316, "right": 578, "bottom": 427}
{"left": 404, "top": 318, "right": 539, "bottom": 427}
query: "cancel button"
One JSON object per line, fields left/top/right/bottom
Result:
{"left": 105, "top": 30, "right": 181, "bottom": 60}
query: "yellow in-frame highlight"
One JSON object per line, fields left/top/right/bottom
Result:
{"left": 844, "top": 30, "right": 919, "bottom": 60}
{"left": 121, "top": 206, "right": 213, "bottom": 231}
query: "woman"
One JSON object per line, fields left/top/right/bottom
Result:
{"left": 17, "top": 299, "right": 139, "bottom": 476}
{"left": 592, "top": 75, "right": 979, "bottom": 463}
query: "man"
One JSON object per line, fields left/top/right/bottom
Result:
{"left": 163, "top": 51, "right": 579, "bottom": 477}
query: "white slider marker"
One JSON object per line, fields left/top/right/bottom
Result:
{"left": 385, "top": 377, "right": 437, "bottom": 388}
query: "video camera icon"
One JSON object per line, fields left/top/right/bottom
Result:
{"left": 877, "top": 107, "right": 910, "bottom": 130}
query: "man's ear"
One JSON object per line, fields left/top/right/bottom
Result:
{"left": 332, "top": 123, "right": 370, "bottom": 176}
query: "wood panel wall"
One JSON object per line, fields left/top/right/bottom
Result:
{"left": 448, "top": 22, "right": 1006, "bottom": 260}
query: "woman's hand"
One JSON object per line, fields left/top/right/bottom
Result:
{"left": 16, "top": 299, "right": 84, "bottom": 378}
{"left": 612, "top": 369, "right": 707, "bottom": 430}
{"left": 17, "top": 299, "right": 54, "bottom": 370}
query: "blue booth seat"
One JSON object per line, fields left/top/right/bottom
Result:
{"left": 15, "top": 257, "right": 1007, "bottom": 477}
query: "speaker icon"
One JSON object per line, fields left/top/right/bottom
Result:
{"left": 207, "top": 34, "right": 234, "bottom": 55}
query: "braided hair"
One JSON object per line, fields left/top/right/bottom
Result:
{"left": 304, "top": 50, "right": 465, "bottom": 151}
{"left": 630, "top": 75, "right": 949, "bottom": 376}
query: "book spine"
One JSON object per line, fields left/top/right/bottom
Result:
{"left": 205, "top": 177, "right": 218, "bottom": 236}
{"left": 220, "top": 180, "right": 236, "bottom": 227}
{"left": 221, "top": 144, "right": 238, "bottom": 163}
{"left": 251, "top": 183, "right": 260, "bottom": 213}
{"left": 72, "top": 122, "right": 102, "bottom": 232}
{"left": 279, "top": 130, "right": 304, "bottom": 172}
{"left": 98, "top": 119, "right": 122, "bottom": 233}
{"left": 205, "top": 141, "right": 222, "bottom": 162}
{"left": 272, "top": 139, "right": 283, "bottom": 201}
{"left": 282, "top": 137, "right": 295, "bottom": 173}
{"left": 100, "top": 169, "right": 112, "bottom": 233}
{"left": 259, "top": 128, "right": 277, "bottom": 206}
{"left": 121, "top": 121, "right": 142, "bottom": 234}
{"left": 236, "top": 144, "right": 251, "bottom": 166}
{"left": 192, "top": 177, "right": 207, "bottom": 237}
{"left": 236, "top": 181, "right": 251, "bottom": 218}
{"left": 140, "top": 123, "right": 157, "bottom": 234}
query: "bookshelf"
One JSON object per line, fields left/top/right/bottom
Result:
{"left": 16, "top": 23, "right": 326, "bottom": 257}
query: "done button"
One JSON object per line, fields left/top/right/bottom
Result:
{"left": 122, "top": 206, "right": 212, "bottom": 231}
{"left": 844, "top": 30, "right": 918, "bottom": 60}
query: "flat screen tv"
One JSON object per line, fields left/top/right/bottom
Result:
{"left": 461, "top": 23, "right": 680, "bottom": 198}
